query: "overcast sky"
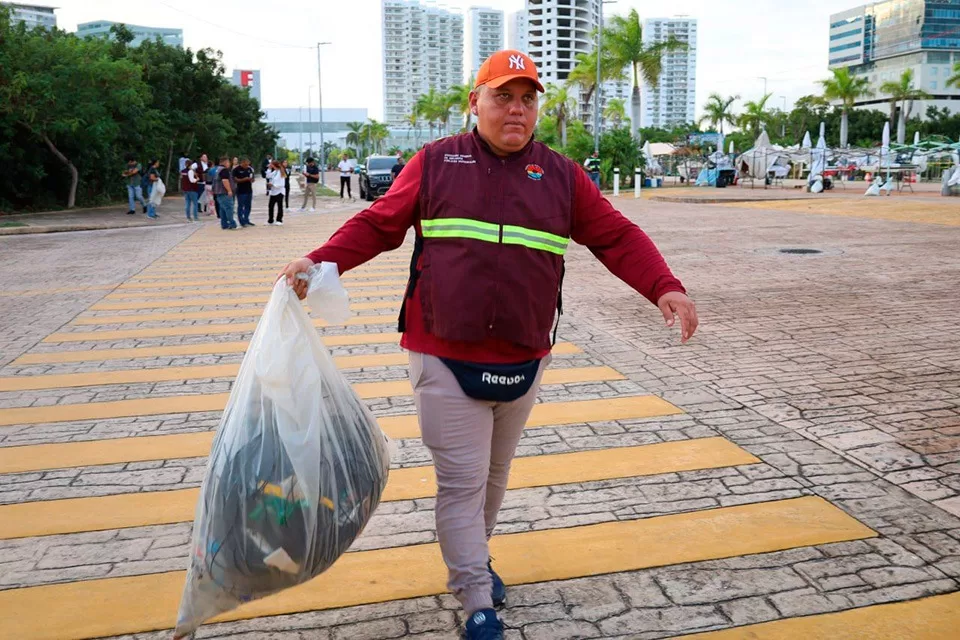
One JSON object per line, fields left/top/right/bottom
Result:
{"left": 52, "top": 0, "right": 861, "bottom": 121}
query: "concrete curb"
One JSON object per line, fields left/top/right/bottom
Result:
{"left": 0, "top": 220, "right": 195, "bottom": 236}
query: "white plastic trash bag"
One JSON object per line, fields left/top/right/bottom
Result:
{"left": 149, "top": 178, "right": 166, "bottom": 205}
{"left": 306, "top": 262, "right": 351, "bottom": 325}
{"left": 174, "top": 272, "right": 391, "bottom": 638}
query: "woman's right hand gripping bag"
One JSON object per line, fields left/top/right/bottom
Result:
{"left": 175, "top": 263, "right": 391, "bottom": 637}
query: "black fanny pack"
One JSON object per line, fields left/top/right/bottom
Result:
{"left": 439, "top": 358, "right": 541, "bottom": 402}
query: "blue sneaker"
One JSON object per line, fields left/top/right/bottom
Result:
{"left": 462, "top": 608, "right": 503, "bottom": 640}
{"left": 488, "top": 559, "right": 506, "bottom": 608}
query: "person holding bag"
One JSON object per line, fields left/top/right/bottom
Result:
{"left": 278, "top": 50, "right": 698, "bottom": 640}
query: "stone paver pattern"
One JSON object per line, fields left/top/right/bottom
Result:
{"left": 0, "top": 187, "right": 957, "bottom": 639}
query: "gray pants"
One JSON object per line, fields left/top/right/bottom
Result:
{"left": 408, "top": 351, "right": 550, "bottom": 615}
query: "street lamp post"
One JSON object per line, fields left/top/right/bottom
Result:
{"left": 757, "top": 76, "right": 768, "bottom": 96}
{"left": 594, "top": 1, "right": 617, "bottom": 154}
{"left": 308, "top": 87, "right": 313, "bottom": 158}
{"left": 298, "top": 107, "right": 303, "bottom": 169}
{"left": 780, "top": 95, "right": 787, "bottom": 138}
{"left": 318, "top": 42, "right": 331, "bottom": 187}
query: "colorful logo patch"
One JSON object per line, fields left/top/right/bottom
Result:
{"left": 525, "top": 164, "right": 544, "bottom": 180}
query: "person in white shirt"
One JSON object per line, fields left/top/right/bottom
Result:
{"left": 266, "top": 161, "right": 286, "bottom": 225}
{"left": 338, "top": 154, "right": 354, "bottom": 201}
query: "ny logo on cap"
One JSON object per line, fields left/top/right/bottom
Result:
{"left": 508, "top": 54, "right": 525, "bottom": 70}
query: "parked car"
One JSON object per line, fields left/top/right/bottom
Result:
{"left": 358, "top": 156, "right": 397, "bottom": 201}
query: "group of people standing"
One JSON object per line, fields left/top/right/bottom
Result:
{"left": 122, "top": 155, "right": 164, "bottom": 219}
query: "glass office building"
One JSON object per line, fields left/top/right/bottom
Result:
{"left": 828, "top": 1, "right": 960, "bottom": 115}
{"left": 76, "top": 20, "right": 183, "bottom": 48}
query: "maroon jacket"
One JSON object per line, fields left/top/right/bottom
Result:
{"left": 413, "top": 131, "right": 574, "bottom": 350}
{"left": 306, "top": 129, "right": 685, "bottom": 364}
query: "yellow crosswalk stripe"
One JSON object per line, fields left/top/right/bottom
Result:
{"left": 89, "top": 295, "right": 401, "bottom": 311}
{"left": 43, "top": 319, "right": 401, "bottom": 343}
{"left": 104, "top": 280, "right": 409, "bottom": 298}
{"left": 0, "top": 360, "right": 613, "bottom": 393}
{"left": 12, "top": 341, "right": 582, "bottom": 367}
{"left": 0, "top": 439, "right": 759, "bottom": 539}
{"left": 0, "top": 497, "right": 876, "bottom": 640}
{"left": 131, "top": 268, "right": 406, "bottom": 281}
{"left": 0, "top": 366, "right": 624, "bottom": 425}
{"left": 681, "top": 592, "right": 960, "bottom": 640}
{"left": 70, "top": 301, "right": 400, "bottom": 327}
{"left": 115, "top": 273, "right": 408, "bottom": 289}
{"left": 0, "top": 396, "right": 679, "bottom": 473}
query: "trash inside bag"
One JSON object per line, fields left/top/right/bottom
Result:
{"left": 174, "top": 272, "right": 391, "bottom": 638}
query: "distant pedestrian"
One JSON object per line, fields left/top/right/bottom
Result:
{"left": 145, "top": 158, "right": 162, "bottom": 219}
{"left": 233, "top": 158, "right": 256, "bottom": 227}
{"left": 266, "top": 161, "right": 286, "bottom": 225}
{"left": 230, "top": 157, "right": 239, "bottom": 207}
{"left": 300, "top": 157, "right": 319, "bottom": 211}
{"left": 584, "top": 151, "right": 601, "bottom": 188}
{"left": 261, "top": 155, "right": 273, "bottom": 195}
{"left": 282, "top": 160, "right": 292, "bottom": 208}
{"left": 206, "top": 163, "right": 221, "bottom": 219}
{"left": 122, "top": 155, "right": 148, "bottom": 215}
{"left": 338, "top": 153, "right": 354, "bottom": 201}
{"left": 391, "top": 154, "right": 405, "bottom": 180}
{"left": 215, "top": 156, "right": 237, "bottom": 230}
{"left": 181, "top": 160, "right": 200, "bottom": 221}
{"left": 178, "top": 151, "right": 189, "bottom": 173}
{"left": 198, "top": 153, "right": 211, "bottom": 214}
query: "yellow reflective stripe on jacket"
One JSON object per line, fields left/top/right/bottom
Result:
{"left": 421, "top": 217, "right": 568, "bottom": 255}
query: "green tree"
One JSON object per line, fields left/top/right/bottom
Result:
{"left": 448, "top": 78, "right": 473, "bottom": 132}
{"left": 788, "top": 94, "right": 830, "bottom": 142}
{"left": 603, "top": 98, "right": 628, "bottom": 129}
{"left": 415, "top": 88, "right": 444, "bottom": 141}
{"left": 819, "top": 67, "right": 873, "bottom": 148}
{"left": 345, "top": 122, "right": 364, "bottom": 157}
{"left": 879, "top": 68, "right": 931, "bottom": 144}
{"left": 360, "top": 119, "right": 390, "bottom": 155}
{"left": 698, "top": 93, "right": 739, "bottom": 135}
{"left": 738, "top": 93, "right": 773, "bottom": 138}
{"left": 947, "top": 62, "right": 960, "bottom": 89}
{"left": 567, "top": 45, "right": 626, "bottom": 125}
{"left": 0, "top": 14, "right": 147, "bottom": 208}
{"left": 541, "top": 83, "right": 577, "bottom": 148}
{"left": 604, "top": 9, "right": 686, "bottom": 137}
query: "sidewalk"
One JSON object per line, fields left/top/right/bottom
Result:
{"left": 0, "top": 198, "right": 193, "bottom": 236}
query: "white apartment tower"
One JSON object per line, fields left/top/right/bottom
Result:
{"left": 382, "top": 0, "right": 464, "bottom": 127}
{"left": 4, "top": 3, "right": 56, "bottom": 29}
{"left": 524, "top": 0, "right": 600, "bottom": 85}
{"left": 640, "top": 16, "right": 697, "bottom": 128}
{"left": 508, "top": 10, "right": 529, "bottom": 54}
{"left": 466, "top": 7, "right": 504, "bottom": 82}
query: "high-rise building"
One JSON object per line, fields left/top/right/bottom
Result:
{"left": 828, "top": 1, "right": 960, "bottom": 116}
{"left": 231, "top": 70, "right": 262, "bottom": 104}
{"left": 466, "top": 7, "right": 504, "bottom": 82}
{"left": 507, "top": 10, "right": 529, "bottom": 54}
{"left": 524, "top": 0, "right": 600, "bottom": 86}
{"left": 640, "top": 16, "right": 697, "bottom": 128}
{"left": 76, "top": 20, "right": 183, "bottom": 48}
{"left": 3, "top": 3, "right": 56, "bottom": 29}
{"left": 382, "top": 0, "right": 464, "bottom": 127}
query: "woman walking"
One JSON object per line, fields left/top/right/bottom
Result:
{"left": 266, "top": 160, "right": 286, "bottom": 226}
{"left": 282, "top": 159, "right": 292, "bottom": 208}
{"left": 145, "top": 159, "right": 162, "bottom": 219}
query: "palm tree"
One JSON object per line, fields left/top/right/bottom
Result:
{"left": 568, "top": 46, "right": 627, "bottom": 125}
{"left": 448, "top": 77, "right": 473, "bottom": 132}
{"left": 541, "top": 83, "right": 577, "bottom": 147}
{"left": 345, "top": 121, "right": 364, "bottom": 158}
{"left": 947, "top": 61, "right": 960, "bottom": 89}
{"left": 604, "top": 8, "right": 687, "bottom": 138}
{"left": 603, "top": 98, "right": 628, "bottom": 129}
{"left": 879, "top": 69, "right": 932, "bottom": 144}
{"left": 819, "top": 67, "right": 873, "bottom": 148}
{"left": 360, "top": 119, "right": 390, "bottom": 155}
{"left": 698, "top": 93, "right": 739, "bottom": 135}
{"left": 739, "top": 93, "right": 773, "bottom": 137}
{"left": 415, "top": 88, "right": 443, "bottom": 141}
{"left": 405, "top": 111, "right": 421, "bottom": 147}
{"left": 441, "top": 90, "right": 461, "bottom": 136}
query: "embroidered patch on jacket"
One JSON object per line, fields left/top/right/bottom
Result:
{"left": 525, "top": 164, "right": 543, "bottom": 180}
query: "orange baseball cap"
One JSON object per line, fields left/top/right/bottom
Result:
{"left": 474, "top": 50, "right": 544, "bottom": 93}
